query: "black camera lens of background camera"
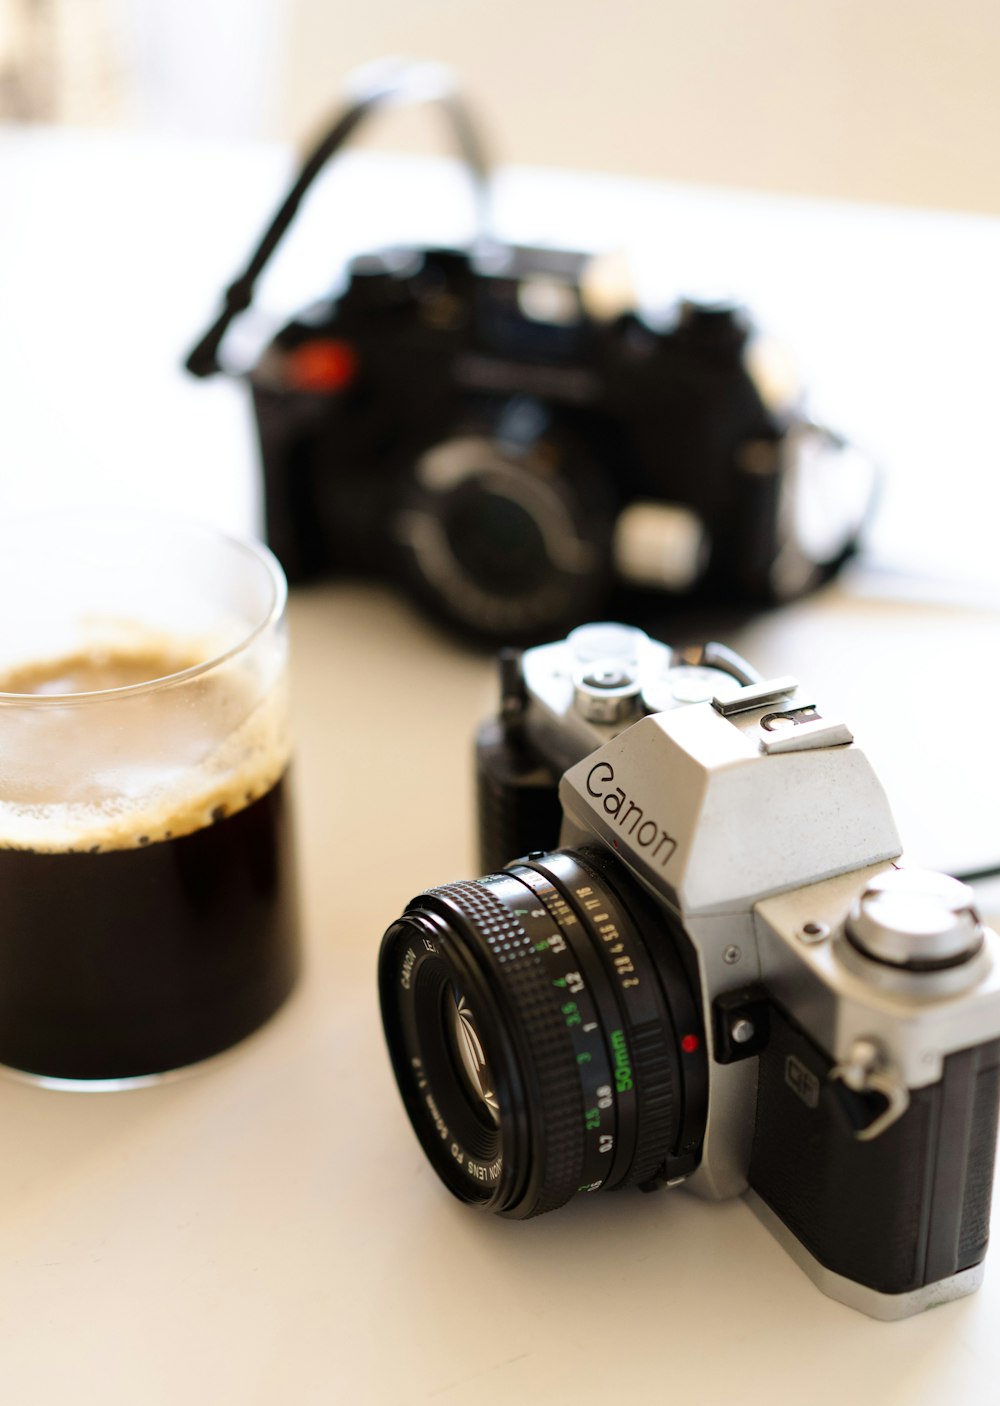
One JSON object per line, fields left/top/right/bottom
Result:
{"left": 378, "top": 848, "right": 709, "bottom": 1218}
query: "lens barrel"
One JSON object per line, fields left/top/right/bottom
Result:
{"left": 378, "top": 848, "right": 708, "bottom": 1218}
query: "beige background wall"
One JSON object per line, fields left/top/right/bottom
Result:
{"left": 5, "top": 1, "right": 994, "bottom": 214}
{"left": 282, "top": 0, "right": 1000, "bottom": 214}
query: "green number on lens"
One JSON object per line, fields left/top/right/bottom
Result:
{"left": 585, "top": 1108, "right": 600, "bottom": 1130}
{"left": 562, "top": 1001, "right": 581, "bottom": 1027}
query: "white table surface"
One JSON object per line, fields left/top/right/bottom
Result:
{"left": 2, "top": 129, "right": 1000, "bottom": 1405}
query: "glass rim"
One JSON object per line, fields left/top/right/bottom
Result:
{"left": 0, "top": 511, "right": 287, "bottom": 707}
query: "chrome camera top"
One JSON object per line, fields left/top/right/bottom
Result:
{"left": 378, "top": 623, "right": 1000, "bottom": 1320}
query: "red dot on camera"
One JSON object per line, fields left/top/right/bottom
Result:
{"left": 285, "top": 338, "right": 358, "bottom": 392}
{"left": 681, "top": 1034, "right": 700, "bottom": 1054}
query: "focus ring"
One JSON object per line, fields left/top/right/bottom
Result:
{"left": 428, "top": 879, "right": 585, "bottom": 1216}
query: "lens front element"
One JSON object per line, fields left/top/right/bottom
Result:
{"left": 448, "top": 988, "right": 501, "bottom": 1127}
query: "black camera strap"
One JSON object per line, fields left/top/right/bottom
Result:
{"left": 186, "top": 59, "right": 491, "bottom": 378}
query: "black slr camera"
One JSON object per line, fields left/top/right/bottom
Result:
{"left": 187, "top": 62, "right": 874, "bottom": 644}
{"left": 378, "top": 623, "right": 1000, "bottom": 1318}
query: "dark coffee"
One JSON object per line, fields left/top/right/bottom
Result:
{"left": 0, "top": 645, "right": 300, "bottom": 1080}
{"left": 0, "top": 779, "right": 299, "bottom": 1079}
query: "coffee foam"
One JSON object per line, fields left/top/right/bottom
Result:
{"left": 0, "top": 643, "right": 292, "bottom": 853}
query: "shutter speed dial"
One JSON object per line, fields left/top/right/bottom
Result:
{"left": 846, "top": 870, "right": 984, "bottom": 971}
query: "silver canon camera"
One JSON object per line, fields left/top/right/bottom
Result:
{"left": 378, "top": 623, "right": 1000, "bottom": 1319}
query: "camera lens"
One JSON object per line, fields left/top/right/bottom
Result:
{"left": 445, "top": 488, "right": 549, "bottom": 596}
{"left": 398, "top": 422, "right": 617, "bottom": 643}
{"left": 378, "top": 848, "right": 708, "bottom": 1218}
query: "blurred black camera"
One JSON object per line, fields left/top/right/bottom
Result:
{"left": 379, "top": 623, "right": 1000, "bottom": 1318}
{"left": 188, "top": 62, "right": 875, "bottom": 643}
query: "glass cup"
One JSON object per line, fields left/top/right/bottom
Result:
{"left": 0, "top": 513, "right": 301, "bottom": 1086}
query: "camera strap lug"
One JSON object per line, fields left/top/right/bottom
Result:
{"left": 498, "top": 648, "right": 528, "bottom": 733}
{"left": 681, "top": 642, "right": 761, "bottom": 688}
{"left": 829, "top": 1038, "right": 911, "bottom": 1142}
